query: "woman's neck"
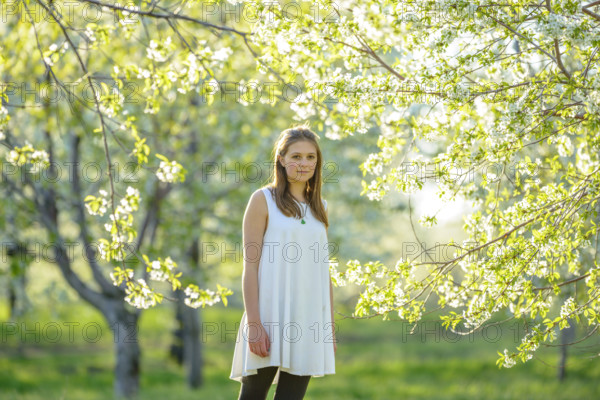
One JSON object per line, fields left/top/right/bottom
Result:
{"left": 287, "top": 181, "right": 307, "bottom": 203}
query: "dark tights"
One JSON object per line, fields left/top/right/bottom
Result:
{"left": 237, "top": 366, "right": 311, "bottom": 400}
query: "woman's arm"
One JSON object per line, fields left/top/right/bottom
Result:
{"left": 241, "top": 189, "right": 268, "bottom": 324}
{"left": 330, "top": 272, "right": 335, "bottom": 336}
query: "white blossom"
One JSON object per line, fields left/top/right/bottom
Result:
{"left": 156, "top": 160, "right": 182, "bottom": 182}
{"left": 559, "top": 297, "right": 576, "bottom": 319}
{"left": 212, "top": 47, "right": 233, "bottom": 62}
{"left": 125, "top": 279, "right": 157, "bottom": 309}
{"left": 502, "top": 349, "right": 516, "bottom": 368}
{"left": 84, "top": 26, "right": 96, "bottom": 42}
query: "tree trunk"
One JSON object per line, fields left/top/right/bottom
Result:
{"left": 50, "top": 233, "right": 142, "bottom": 398}
{"left": 169, "top": 305, "right": 184, "bottom": 365}
{"left": 105, "top": 302, "right": 141, "bottom": 398}
{"left": 176, "top": 287, "right": 203, "bottom": 388}
{"left": 557, "top": 317, "right": 575, "bottom": 381}
{"left": 7, "top": 241, "right": 30, "bottom": 319}
{"left": 169, "top": 235, "right": 204, "bottom": 387}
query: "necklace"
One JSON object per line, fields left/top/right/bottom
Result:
{"left": 296, "top": 200, "right": 307, "bottom": 224}
{"left": 301, "top": 203, "right": 307, "bottom": 224}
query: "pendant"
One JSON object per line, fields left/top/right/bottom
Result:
{"left": 301, "top": 218, "right": 306, "bottom": 224}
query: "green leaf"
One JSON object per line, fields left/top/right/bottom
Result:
{"left": 155, "top": 153, "right": 169, "bottom": 162}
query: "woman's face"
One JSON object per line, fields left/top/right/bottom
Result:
{"left": 278, "top": 140, "right": 318, "bottom": 183}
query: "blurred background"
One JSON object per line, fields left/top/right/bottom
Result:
{"left": 2, "top": 157, "right": 599, "bottom": 399}
{"left": 2, "top": 1, "right": 600, "bottom": 399}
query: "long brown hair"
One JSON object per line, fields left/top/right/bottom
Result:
{"left": 265, "top": 123, "right": 328, "bottom": 229}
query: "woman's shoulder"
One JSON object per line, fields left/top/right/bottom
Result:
{"left": 259, "top": 185, "right": 277, "bottom": 199}
{"left": 246, "top": 188, "right": 269, "bottom": 218}
{"left": 250, "top": 185, "right": 271, "bottom": 195}
{"left": 248, "top": 186, "right": 275, "bottom": 208}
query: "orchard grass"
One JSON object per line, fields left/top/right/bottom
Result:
{"left": 1, "top": 301, "right": 598, "bottom": 400}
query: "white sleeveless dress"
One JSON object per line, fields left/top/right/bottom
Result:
{"left": 230, "top": 186, "right": 336, "bottom": 385}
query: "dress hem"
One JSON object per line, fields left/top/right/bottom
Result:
{"left": 229, "top": 366, "right": 336, "bottom": 384}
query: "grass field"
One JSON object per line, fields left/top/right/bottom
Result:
{"left": 1, "top": 300, "right": 599, "bottom": 400}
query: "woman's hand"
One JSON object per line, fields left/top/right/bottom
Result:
{"left": 247, "top": 321, "right": 270, "bottom": 357}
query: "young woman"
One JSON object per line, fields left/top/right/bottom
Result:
{"left": 230, "top": 125, "right": 336, "bottom": 399}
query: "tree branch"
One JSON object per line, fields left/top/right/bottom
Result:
{"left": 583, "top": 3, "right": 600, "bottom": 21}
{"left": 5, "top": 151, "right": 106, "bottom": 309}
{"left": 481, "top": 11, "right": 557, "bottom": 62}
{"left": 35, "top": 0, "right": 132, "bottom": 271}
{"left": 355, "top": 34, "right": 405, "bottom": 81}
{"left": 582, "top": 47, "right": 599, "bottom": 81}
{"left": 554, "top": 39, "right": 571, "bottom": 79}
{"left": 78, "top": 0, "right": 249, "bottom": 37}
{"left": 70, "top": 132, "right": 125, "bottom": 298}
